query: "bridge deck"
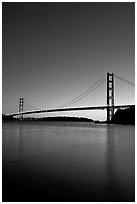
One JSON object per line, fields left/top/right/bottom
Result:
{"left": 11, "top": 105, "right": 134, "bottom": 116}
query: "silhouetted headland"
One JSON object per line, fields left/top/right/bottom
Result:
{"left": 111, "top": 106, "right": 135, "bottom": 125}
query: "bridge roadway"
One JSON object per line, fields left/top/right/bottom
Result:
{"left": 11, "top": 105, "right": 134, "bottom": 116}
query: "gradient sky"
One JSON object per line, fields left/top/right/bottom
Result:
{"left": 2, "top": 2, "right": 135, "bottom": 120}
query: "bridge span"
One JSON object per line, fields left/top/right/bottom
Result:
{"left": 4, "top": 72, "right": 134, "bottom": 123}
{"left": 11, "top": 105, "right": 134, "bottom": 117}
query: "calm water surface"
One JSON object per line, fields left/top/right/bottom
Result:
{"left": 2, "top": 121, "right": 135, "bottom": 201}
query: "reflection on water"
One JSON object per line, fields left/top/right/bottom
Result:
{"left": 2, "top": 122, "right": 135, "bottom": 202}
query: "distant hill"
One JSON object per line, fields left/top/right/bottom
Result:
{"left": 27, "top": 116, "right": 94, "bottom": 122}
{"left": 2, "top": 115, "right": 94, "bottom": 122}
{"left": 111, "top": 106, "right": 135, "bottom": 125}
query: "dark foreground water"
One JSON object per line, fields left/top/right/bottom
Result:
{"left": 2, "top": 121, "right": 135, "bottom": 202}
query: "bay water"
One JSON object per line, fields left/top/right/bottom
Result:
{"left": 2, "top": 121, "right": 135, "bottom": 201}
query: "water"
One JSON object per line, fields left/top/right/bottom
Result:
{"left": 2, "top": 121, "right": 135, "bottom": 202}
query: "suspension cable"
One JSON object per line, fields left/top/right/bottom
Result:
{"left": 58, "top": 76, "right": 106, "bottom": 108}
{"left": 114, "top": 74, "right": 135, "bottom": 86}
{"left": 25, "top": 100, "right": 41, "bottom": 111}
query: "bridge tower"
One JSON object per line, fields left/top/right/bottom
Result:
{"left": 107, "top": 72, "right": 114, "bottom": 123}
{"left": 19, "top": 98, "right": 24, "bottom": 120}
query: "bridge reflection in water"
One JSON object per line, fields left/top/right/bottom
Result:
{"left": 2, "top": 122, "right": 135, "bottom": 202}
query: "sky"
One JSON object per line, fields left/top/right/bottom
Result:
{"left": 2, "top": 2, "right": 135, "bottom": 120}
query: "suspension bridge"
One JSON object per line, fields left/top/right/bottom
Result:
{"left": 5, "top": 72, "right": 135, "bottom": 123}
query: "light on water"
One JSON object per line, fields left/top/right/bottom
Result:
{"left": 2, "top": 122, "right": 135, "bottom": 202}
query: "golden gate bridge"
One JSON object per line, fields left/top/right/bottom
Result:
{"left": 5, "top": 72, "right": 135, "bottom": 123}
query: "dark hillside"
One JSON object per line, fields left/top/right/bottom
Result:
{"left": 111, "top": 106, "right": 135, "bottom": 125}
